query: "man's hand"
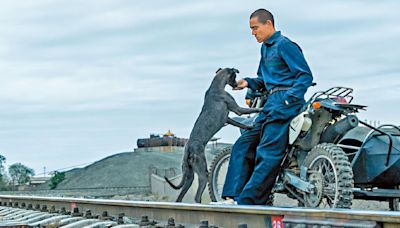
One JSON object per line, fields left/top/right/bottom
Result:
{"left": 233, "top": 79, "right": 248, "bottom": 90}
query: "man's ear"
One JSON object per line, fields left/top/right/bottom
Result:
{"left": 266, "top": 20, "right": 274, "bottom": 28}
{"left": 215, "top": 68, "right": 222, "bottom": 74}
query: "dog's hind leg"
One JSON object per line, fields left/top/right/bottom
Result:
{"left": 193, "top": 153, "right": 209, "bottom": 203}
{"left": 176, "top": 168, "right": 194, "bottom": 202}
{"left": 195, "top": 173, "right": 208, "bottom": 203}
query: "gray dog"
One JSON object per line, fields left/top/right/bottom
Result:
{"left": 165, "top": 68, "right": 262, "bottom": 203}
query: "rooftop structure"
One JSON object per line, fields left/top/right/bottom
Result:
{"left": 137, "top": 130, "right": 188, "bottom": 149}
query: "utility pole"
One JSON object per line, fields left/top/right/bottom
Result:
{"left": 43, "top": 166, "right": 46, "bottom": 177}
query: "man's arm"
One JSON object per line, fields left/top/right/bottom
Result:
{"left": 279, "top": 40, "right": 313, "bottom": 103}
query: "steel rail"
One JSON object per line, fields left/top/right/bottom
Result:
{"left": 1, "top": 195, "right": 400, "bottom": 227}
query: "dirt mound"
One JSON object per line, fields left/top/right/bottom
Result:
{"left": 38, "top": 143, "right": 231, "bottom": 190}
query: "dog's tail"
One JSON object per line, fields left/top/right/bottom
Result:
{"left": 165, "top": 148, "right": 192, "bottom": 190}
{"left": 165, "top": 161, "right": 190, "bottom": 190}
{"left": 164, "top": 176, "right": 183, "bottom": 190}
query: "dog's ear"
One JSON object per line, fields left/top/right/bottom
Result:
{"left": 215, "top": 68, "right": 222, "bottom": 74}
{"left": 231, "top": 68, "right": 239, "bottom": 74}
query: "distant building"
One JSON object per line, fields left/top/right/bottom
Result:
{"left": 29, "top": 176, "right": 51, "bottom": 186}
{"left": 9, "top": 177, "right": 52, "bottom": 191}
{"left": 137, "top": 130, "right": 188, "bottom": 149}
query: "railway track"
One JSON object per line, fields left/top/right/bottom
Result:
{"left": 1, "top": 195, "right": 400, "bottom": 227}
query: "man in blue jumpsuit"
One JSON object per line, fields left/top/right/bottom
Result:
{"left": 221, "top": 9, "right": 313, "bottom": 205}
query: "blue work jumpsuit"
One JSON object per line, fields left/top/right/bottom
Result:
{"left": 222, "top": 31, "right": 313, "bottom": 205}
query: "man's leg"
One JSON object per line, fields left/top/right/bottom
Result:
{"left": 235, "top": 118, "right": 291, "bottom": 205}
{"left": 221, "top": 122, "right": 262, "bottom": 199}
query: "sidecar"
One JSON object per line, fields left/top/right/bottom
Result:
{"left": 338, "top": 124, "right": 400, "bottom": 210}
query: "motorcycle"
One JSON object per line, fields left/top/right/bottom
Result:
{"left": 208, "top": 86, "right": 400, "bottom": 209}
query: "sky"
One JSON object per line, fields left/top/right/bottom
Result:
{"left": 0, "top": 1, "right": 399, "bottom": 175}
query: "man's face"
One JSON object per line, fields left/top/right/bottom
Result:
{"left": 250, "top": 17, "right": 274, "bottom": 43}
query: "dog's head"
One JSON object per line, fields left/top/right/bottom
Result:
{"left": 215, "top": 67, "right": 240, "bottom": 88}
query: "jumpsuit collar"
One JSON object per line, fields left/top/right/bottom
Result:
{"left": 264, "top": 31, "right": 281, "bottom": 47}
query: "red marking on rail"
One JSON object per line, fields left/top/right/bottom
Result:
{"left": 271, "top": 215, "right": 284, "bottom": 228}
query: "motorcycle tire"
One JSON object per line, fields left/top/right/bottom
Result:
{"left": 302, "top": 143, "right": 354, "bottom": 209}
{"left": 208, "top": 146, "right": 232, "bottom": 202}
{"left": 208, "top": 146, "right": 274, "bottom": 205}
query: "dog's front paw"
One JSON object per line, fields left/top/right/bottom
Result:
{"left": 254, "top": 108, "right": 263, "bottom": 112}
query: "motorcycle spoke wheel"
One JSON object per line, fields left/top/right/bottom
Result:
{"left": 208, "top": 146, "right": 275, "bottom": 205}
{"left": 319, "top": 198, "right": 333, "bottom": 208}
{"left": 208, "top": 147, "right": 232, "bottom": 202}
{"left": 302, "top": 143, "right": 354, "bottom": 209}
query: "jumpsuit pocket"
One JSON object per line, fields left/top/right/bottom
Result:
{"left": 270, "top": 106, "right": 294, "bottom": 121}
{"left": 262, "top": 91, "right": 303, "bottom": 122}
{"left": 283, "top": 92, "right": 302, "bottom": 106}
{"left": 271, "top": 99, "right": 303, "bottom": 121}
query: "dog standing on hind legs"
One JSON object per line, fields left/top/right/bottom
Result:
{"left": 165, "top": 68, "right": 262, "bottom": 203}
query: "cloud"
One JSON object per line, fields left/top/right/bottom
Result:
{"left": 0, "top": 0, "right": 399, "bottom": 173}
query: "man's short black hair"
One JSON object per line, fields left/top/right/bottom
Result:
{"left": 250, "top": 9, "right": 274, "bottom": 26}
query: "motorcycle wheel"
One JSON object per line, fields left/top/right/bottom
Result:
{"left": 208, "top": 146, "right": 274, "bottom": 205}
{"left": 302, "top": 143, "right": 354, "bottom": 209}
{"left": 389, "top": 186, "right": 399, "bottom": 211}
{"left": 208, "top": 146, "right": 232, "bottom": 202}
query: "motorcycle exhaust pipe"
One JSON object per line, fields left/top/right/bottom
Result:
{"left": 320, "top": 115, "right": 359, "bottom": 143}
